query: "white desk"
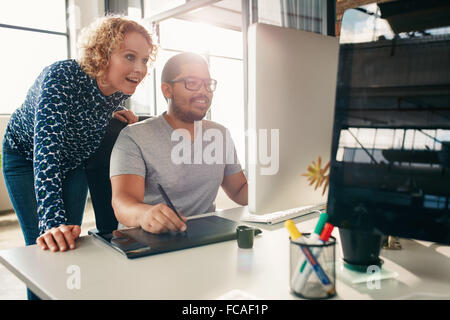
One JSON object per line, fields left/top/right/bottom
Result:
{"left": 1, "top": 206, "right": 450, "bottom": 300}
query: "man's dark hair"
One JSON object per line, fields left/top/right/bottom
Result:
{"left": 161, "top": 52, "right": 209, "bottom": 84}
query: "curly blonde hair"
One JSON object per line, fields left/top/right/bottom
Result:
{"left": 78, "top": 15, "right": 158, "bottom": 79}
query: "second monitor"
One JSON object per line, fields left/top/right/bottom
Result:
{"left": 247, "top": 23, "right": 339, "bottom": 215}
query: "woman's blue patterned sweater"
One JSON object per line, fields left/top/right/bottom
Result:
{"left": 4, "top": 59, "right": 129, "bottom": 235}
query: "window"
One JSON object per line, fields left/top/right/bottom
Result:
{"left": 0, "top": 0, "right": 68, "bottom": 114}
{"left": 258, "top": 0, "right": 330, "bottom": 35}
{"left": 337, "top": 128, "right": 450, "bottom": 166}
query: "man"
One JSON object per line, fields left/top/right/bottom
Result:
{"left": 110, "top": 52, "right": 248, "bottom": 234}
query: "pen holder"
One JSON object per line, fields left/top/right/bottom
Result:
{"left": 289, "top": 234, "right": 336, "bottom": 299}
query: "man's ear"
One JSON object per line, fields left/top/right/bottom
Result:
{"left": 161, "top": 83, "right": 172, "bottom": 100}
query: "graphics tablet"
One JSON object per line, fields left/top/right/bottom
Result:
{"left": 89, "top": 215, "right": 241, "bottom": 259}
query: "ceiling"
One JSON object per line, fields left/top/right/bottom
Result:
{"left": 180, "top": 0, "right": 243, "bottom": 31}
{"left": 146, "top": 0, "right": 244, "bottom": 31}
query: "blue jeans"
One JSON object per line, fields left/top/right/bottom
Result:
{"left": 2, "top": 139, "right": 88, "bottom": 299}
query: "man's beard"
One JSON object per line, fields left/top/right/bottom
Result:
{"left": 171, "top": 96, "right": 209, "bottom": 123}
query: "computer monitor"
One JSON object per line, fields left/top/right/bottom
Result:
{"left": 247, "top": 23, "right": 339, "bottom": 214}
{"left": 327, "top": 0, "right": 450, "bottom": 245}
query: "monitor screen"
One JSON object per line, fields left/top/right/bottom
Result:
{"left": 327, "top": 0, "right": 450, "bottom": 244}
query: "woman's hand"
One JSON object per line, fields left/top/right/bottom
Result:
{"left": 36, "top": 225, "right": 81, "bottom": 252}
{"left": 113, "top": 109, "right": 139, "bottom": 124}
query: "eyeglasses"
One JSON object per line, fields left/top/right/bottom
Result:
{"left": 167, "top": 77, "right": 217, "bottom": 92}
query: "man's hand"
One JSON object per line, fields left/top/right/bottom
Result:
{"left": 36, "top": 225, "right": 81, "bottom": 252}
{"left": 113, "top": 109, "right": 139, "bottom": 124}
{"left": 139, "top": 203, "right": 187, "bottom": 234}
{"left": 111, "top": 175, "right": 187, "bottom": 234}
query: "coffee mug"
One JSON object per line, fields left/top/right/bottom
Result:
{"left": 236, "top": 225, "right": 261, "bottom": 249}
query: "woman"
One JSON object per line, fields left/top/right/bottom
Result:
{"left": 2, "top": 16, "right": 157, "bottom": 255}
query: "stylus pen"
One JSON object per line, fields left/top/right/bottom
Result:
{"left": 157, "top": 183, "right": 182, "bottom": 220}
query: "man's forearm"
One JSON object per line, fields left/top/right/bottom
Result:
{"left": 112, "top": 195, "right": 151, "bottom": 228}
{"left": 231, "top": 182, "right": 248, "bottom": 206}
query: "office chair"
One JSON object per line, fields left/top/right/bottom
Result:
{"left": 85, "top": 115, "right": 151, "bottom": 233}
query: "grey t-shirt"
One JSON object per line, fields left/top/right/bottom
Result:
{"left": 110, "top": 113, "right": 243, "bottom": 217}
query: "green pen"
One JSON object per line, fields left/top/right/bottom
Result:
{"left": 299, "top": 212, "right": 328, "bottom": 272}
